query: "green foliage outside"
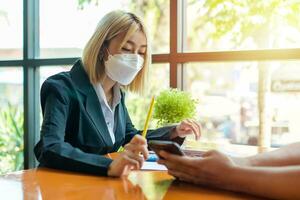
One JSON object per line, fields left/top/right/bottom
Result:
{"left": 77, "top": 0, "right": 169, "bottom": 53}
{"left": 153, "top": 89, "right": 197, "bottom": 126}
{"left": 125, "top": 93, "right": 159, "bottom": 130}
{"left": 0, "top": 103, "right": 24, "bottom": 175}
{"left": 187, "top": 0, "right": 300, "bottom": 50}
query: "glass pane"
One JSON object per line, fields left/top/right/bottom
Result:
{"left": 0, "top": 67, "right": 23, "bottom": 174}
{"left": 184, "top": 60, "right": 300, "bottom": 148}
{"left": 183, "top": 62, "right": 259, "bottom": 147}
{"left": 40, "top": 0, "right": 169, "bottom": 58}
{"left": 40, "top": 65, "right": 72, "bottom": 86}
{"left": 186, "top": 0, "right": 300, "bottom": 52}
{"left": 126, "top": 63, "right": 170, "bottom": 130}
{"left": 0, "top": 1, "right": 23, "bottom": 60}
{"left": 270, "top": 61, "right": 300, "bottom": 147}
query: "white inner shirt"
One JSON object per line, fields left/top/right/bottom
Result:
{"left": 92, "top": 83, "right": 121, "bottom": 144}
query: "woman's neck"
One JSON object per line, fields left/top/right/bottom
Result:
{"left": 101, "top": 75, "right": 116, "bottom": 104}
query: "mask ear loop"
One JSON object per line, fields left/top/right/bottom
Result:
{"left": 101, "top": 48, "right": 112, "bottom": 69}
{"left": 102, "top": 47, "right": 118, "bottom": 85}
{"left": 104, "top": 43, "right": 113, "bottom": 57}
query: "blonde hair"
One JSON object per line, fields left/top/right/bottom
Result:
{"left": 82, "top": 10, "right": 150, "bottom": 94}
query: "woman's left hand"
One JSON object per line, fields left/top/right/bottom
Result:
{"left": 171, "top": 119, "right": 201, "bottom": 140}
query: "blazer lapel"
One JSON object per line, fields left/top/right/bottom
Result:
{"left": 85, "top": 90, "right": 113, "bottom": 146}
{"left": 70, "top": 60, "right": 113, "bottom": 147}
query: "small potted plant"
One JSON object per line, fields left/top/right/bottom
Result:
{"left": 153, "top": 89, "right": 197, "bottom": 126}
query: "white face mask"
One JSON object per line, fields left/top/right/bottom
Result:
{"left": 104, "top": 52, "right": 144, "bottom": 85}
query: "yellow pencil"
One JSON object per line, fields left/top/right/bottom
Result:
{"left": 142, "top": 96, "right": 155, "bottom": 138}
{"left": 117, "top": 96, "right": 155, "bottom": 152}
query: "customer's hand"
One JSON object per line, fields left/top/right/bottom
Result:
{"left": 171, "top": 119, "right": 201, "bottom": 140}
{"left": 158, "top": 150, "right": 236, "bottom": 188}
{"left": 108, "top": 135, "right": 149, "bottom": 177}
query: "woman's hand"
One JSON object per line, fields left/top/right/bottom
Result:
{"left": 171, "top": 119, "right": 201, "bottom": 140}
{"left": 157, "top": 150, "right": 236, "bottom": 189}
{"left": 108, "top": 135, "right": 149, "bottom": 177}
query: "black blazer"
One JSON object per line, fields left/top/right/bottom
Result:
{"left": 34, "top": 60, "right": 183, "bottom": 176}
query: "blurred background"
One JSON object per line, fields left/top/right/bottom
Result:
{"left": 1, "top": 0, "right": 300, "bottom": 174}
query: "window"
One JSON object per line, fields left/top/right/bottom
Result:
{"left": 126, "top": 63, "right": 170, "bottom": 129}
{"left": 183, "top": 62, "right": 258, "bottom": 145}
{"left": 39, "top": 66, "right": 71, "bottom": 85}
{"left": 40, "top": 0, "right": 169, "bottom": 58}
{"left": 185, "top": 0, "right": 300, "bottom": 52}
{"left": 179, "top": 1, "right": 300, "bottom": 148}
{"left": 0, "top": 67, "right": 23, "bottom": 174}
{"left": 0, "top": 0, "right": 23, "bottom": 60}
{"left": 269, "top": 61, "right": 300, "bottom": 146}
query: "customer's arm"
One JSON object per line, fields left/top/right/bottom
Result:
{"left": 229, "top": 164, "right": 300, "bottom": 199}
{"left": 234, "top": 142, "right": 300, "bottom": 167}
{"left": 158, "top": 150, "right": 300, "bottom": 200}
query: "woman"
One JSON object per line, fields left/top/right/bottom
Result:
{"left": 34, "top": 10, "right": 201, "bottom": 177}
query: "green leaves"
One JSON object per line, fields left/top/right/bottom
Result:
{"left": 189, "top": 0, "right": 300, "bottom": 49}
{"left": 77, "top": 0, "right": 98, "bottom": 10}
{"left": 153, "top": 89, "right": 197, "bottom": 126}
{"left": 0, "top": 103, "right": 24, "bottom": 174}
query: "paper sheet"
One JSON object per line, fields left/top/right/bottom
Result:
{"left": 141, "top": 161, "right": 167, "bottom": 171}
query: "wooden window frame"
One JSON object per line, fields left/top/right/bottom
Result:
{"left": 151, "top": 0, "right": 300, "bottom": 149}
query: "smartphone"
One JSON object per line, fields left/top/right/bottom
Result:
{"left": 148, "top": 140, "right": 185, "bottom": 158}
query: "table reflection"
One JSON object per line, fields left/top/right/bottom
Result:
{"left": 0, "top": 168, "right": 263, "bottom": 200}
{"left": 128, "top": 171, "right": 173, "bottom": 200}
{"left": 35, "top": 168, "right": 149, "bottom": 200}
{"left": 2, "top": 168, "right": 150, "bottom": 200}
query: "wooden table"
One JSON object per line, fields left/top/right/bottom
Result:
{"left": 0, "top": 167, "right": 263, "bottom": 200}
